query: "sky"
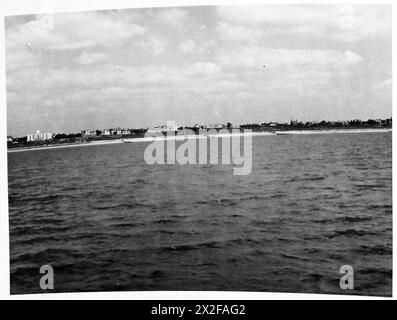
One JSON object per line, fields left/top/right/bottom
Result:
{"left": 5, "top": 5, "right": 392, "bottom": 136}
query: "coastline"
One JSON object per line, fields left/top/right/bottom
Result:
{"left": 7, "top": 128, "right": 392, "bottom": 153}
{"left": 273, "top": 128, "right": 392, "bottom": 135}
{"left": 7, "top": 139, "right": 124, "bottom": 153}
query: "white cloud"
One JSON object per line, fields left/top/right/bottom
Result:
{"left": 6, "top": 48, "right": 39, "bottom": 72}
{"left": 6, "top": 11, "right": 146, "bottom": 51}
{"left": 217, "top": 5, "right": 335, "bottom": 26}
{"left": 216, "top": 47, "right": 363, "bottom": 70}
{"left": 76, "top": 52, "right": 107, "bottom": 65}
{"left": 217, "top": 22, "right": 262, "bottom": 42}
{"left": 138, "top": 37, "right": 166, "bottom": 56}
{"left": 157, "top": 8, "right": 187, "bottom": 28}
{"left": 151, "top": 38, "right": 166, "bottom": 55}
{"left": 343, "top": 51, "right": 363, "bottom": 65}
{"left": 179, "top": 40, "right": 195, "bottom": 54}
{"left": 43, "top": 98, "right": 64, "bottom": 107}
{"left": 236, "top": 91, "right": 256, "bottom": 100}
{"left": 190, "top": 62, "right": 221, "bottom": 75}
{"left": 374, "top": 78, "right": 392, "bottom": 90}
{"left": 7, "top": 62, "right": 224, "bottom": 94}
{"left": 216, "top": 5, "right": 390, "bottom": 42}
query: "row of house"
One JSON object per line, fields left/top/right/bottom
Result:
{"left": 146, "top": 121, "right": 178, "bottom": 135}
{"left": 27, "top": 130, "right": 54, "bottom": 142}
{"left": 38, "top": 121, "right": 241, "bottom": 140}
{"left": 7, "top": 130, "right": 54, "bottom": 144}
{"left": 81, "top": 128, "right": 132, "bottom": 137}
{"left": 146, "top": 121, "right": 243, "bottom": 135}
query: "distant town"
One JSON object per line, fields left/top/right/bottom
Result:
{"left": 7, "top": 118, "right": 392, "bottom": 149}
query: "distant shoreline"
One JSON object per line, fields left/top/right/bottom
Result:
{"left": 7, "top": 128, "right": 392, "bottom": 153}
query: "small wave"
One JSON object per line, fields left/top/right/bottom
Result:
{"left": 275, "top": 237, "right": 294, "bottom": 243}
{"left": 158, "top": 229, "right": 175, "bottom": 235}
{"left": 196, "top": 262, "right": 218, "bottom": 267}
{"left": 366, "top": 204, "right": 392, "bottom": 210}
{"left": 153, "top": 218, "right": 176, "bottom": 225}
{"left": 164, "top": 240, "right": 222, "bottom": 252}
{"left": 313, "top": 216, "right": 372, "bottom": 224}
{"left": 11, "top": 234, "right": 64, "bottom": 246}
{"left": 11, "top": 247, "right": 80, "bottom": 264}
{"left": 353, "top": 244, "right": 392, "bottom": 255}
{"left": 269, "top": 193, "right": 284, "bottom": 199}
{"left": 229, "top": 238, "right": 263, "bottom": 246}
{"left": 354, "top": 183, "right": 386, "bottom": 191}
{"left": 92, "top": 203, "right": 125, "bottom": 210}
{"left": 18, "top": 193, "right": 81, "bottom": 204}
{"left": 10, "top": 264, "right": 40, "bottom": 276}
{"left": 280, "top": 253, "right": 310, "bottom": 261}
{"left": 287, "top": 176, "right": 325, "bottom": 182}
{"left": 10, "top": 224, "right": 72, "bottom": 237}
{"left": 110, "top": 222, "right": 146, "bottom": 229}
{"left": 92, "top": 202, "right": 153, "bottom": 210}
{"left": 194, "top": 198, "right": 239, "bottom": 207}
{"left": 359, "top": 267, "right": 392, "bottom": 277}
{"left": 336, "top": 216, "right": 373, "bottom": 222}
{"left": 326, "top": 229, "right": 378, "bottom": 239}
{"left": 150, "top": 270, "right": 166, "bottom": 278}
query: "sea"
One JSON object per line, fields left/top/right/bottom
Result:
{"left": 8, "top": 131, "right": 392, "bottom": 296}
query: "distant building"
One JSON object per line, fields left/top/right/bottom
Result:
{"left": 290, "top": 120, "right": 298, "bottom": 126}
{"left": 207, "top": 123, "right": 223, "bottom": 129}
{"left": 7, "top": 136, "right": 13, "bottom": 142}
{"left": 147, "top": 122, "right": 177, "bottom": 135}
{"left": 147, "top": 125, "right": 164, "bottom": 133}
{"left": 81, "top": 130, "right": 96, "bottom": 137}
{"left": 102, "top": 129, "right": 111, "bottom": 136}
{"left": 178, "top": 128, "right": 196, "bottom": 135}
{"left": 166, "top": 121, "right": 178, "bottom": 131}
{"left": 146, "top": 126, "right": 165, "bottom": 137}
{"left": 27, "top": 130, "right": 53, "bottom": 142}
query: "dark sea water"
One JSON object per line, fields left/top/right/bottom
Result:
{"left": 8, "top": 132, "right": 392, "bottom": 296}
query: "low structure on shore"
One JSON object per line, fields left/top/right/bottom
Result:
{"left": 27, "top": 130, "right": 54, "bottom": 142}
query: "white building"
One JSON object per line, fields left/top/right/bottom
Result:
{"left": 166, "top": 120, "right": 178, "bottom": 131}
{"left": 27, "top": 130, "right": 53, "bottom": 142}
{"left": 102, "top": 129, "right": 111, "bottom": 136}
{"left": 207, "top": 123, "right": 223, "bottom": 129}
{"left": 81, "top": 130, "right": 96, "bottom": 137}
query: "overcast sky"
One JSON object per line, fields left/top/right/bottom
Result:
{"left": 6, "top": 5, "right": 391, "bottom": 136}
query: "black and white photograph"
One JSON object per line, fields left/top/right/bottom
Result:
{"left": 4, "top": 2, "right": 392, "bottom": 297}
